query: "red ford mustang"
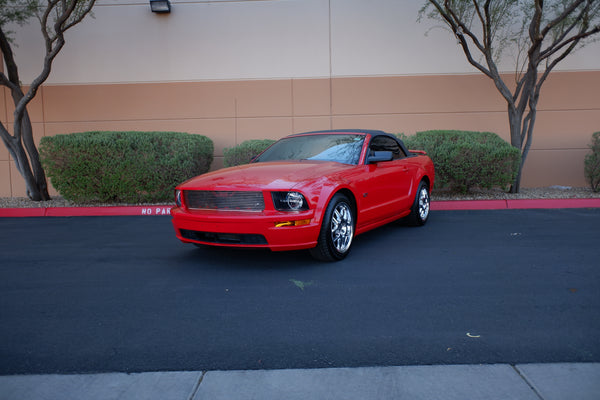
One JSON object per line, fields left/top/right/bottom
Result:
{"left": 171, "top": 130, "right": 435, "bottom": 261}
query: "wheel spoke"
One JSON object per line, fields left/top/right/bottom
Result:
{"left": 418, "top": 188, "right": 430, "bottom": 219}
{"left": 330, "top": 203, "right": 353, "bottom": 253}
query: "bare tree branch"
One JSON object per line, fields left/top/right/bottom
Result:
{"left": 420, "top": 0, "right": 600, "bottom": 193}
{"left": 0, "top": 0, "right": 96, "bottom": 200}
{"left": 541, "top": 0, "right": 585, "bottom": 36}
{"left": 541, "top": 23, "right": 600, "bottom": 59}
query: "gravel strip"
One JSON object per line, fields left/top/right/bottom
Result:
{"left": 1, "top": 186, "right": 598, "bottom": 208}
{"left": 431, "top": 186, "right": 600, "bottom": 201}
{"left": 0, "top": 197, "right": 172, "bottom": 209}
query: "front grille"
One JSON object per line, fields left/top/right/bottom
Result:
{"left": 180, "top": 229, "right": 267, "bottom": 245}
{"left": 184, "top": 190, "right": 265, "bottom": 211}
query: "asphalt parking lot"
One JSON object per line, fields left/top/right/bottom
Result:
{"left": 1, "top": 208, "right": 599, "bottom": 375}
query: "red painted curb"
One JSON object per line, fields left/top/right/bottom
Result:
{"left": 431, "top": 200, "right": 508, "bottom": 211}
{"left": 44, "top": 205, "right": 173, "bottom": 217}
{"left": 0, "top": 208, "right": 46, "bottom": 217}
{"left": 506, "top": 198, "right": 600, "bottom": 209}
{"left": 0, "top": 205, "right": 174, "bottom": 218}
{"left": 0, "top": 199, "right": 599, "bottom": 217}
{"left": 432, "top": 198, "right": 600, "bottom": 211}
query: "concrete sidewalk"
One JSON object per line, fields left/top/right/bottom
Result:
{"left": 1, "top": 363, "right": 599, "bottom": 400}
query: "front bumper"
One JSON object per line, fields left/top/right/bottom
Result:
{"left": 171, "top": 207, "right": 320, "bottom": 251}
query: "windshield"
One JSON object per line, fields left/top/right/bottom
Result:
{"left": 253, "top": 134, "right": 365, "bottom": 165}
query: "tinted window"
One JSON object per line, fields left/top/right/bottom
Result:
{"left": 368, "top": 136, "right": 406, "bottom": 160}
{"left": 254, "top": 134, "right": 365, "bottom": 165}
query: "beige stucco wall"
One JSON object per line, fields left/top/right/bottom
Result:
{"left": 2, "top": 71, "right": 599, "bottom": 197}
{"left": 1, "top": 0, "right": 599, "bottom": 197}
{"left": 10, "top": 0, "right": 600, "bottom": 84}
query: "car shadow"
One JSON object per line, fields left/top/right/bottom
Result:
{"left": 168, "top": 215, "right": 431, "bottom": 273}
{"left": 173, "top": 244, "right": 321, "bottom": 271}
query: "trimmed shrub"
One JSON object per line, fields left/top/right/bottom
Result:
{"left": 402, "top": 130, "right": 520, "bottom": 192}
{"left": 584, "top": 131, "right": 600, "bottom": 192}
{"left": 40, "top": 131, "right": 213, "bottom": 203}
{"left": 223, "top": 139, "right": 276, "bottom": 167}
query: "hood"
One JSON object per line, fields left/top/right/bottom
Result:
{"left": 179, "top": 161, "right": 353, "bottom": 190}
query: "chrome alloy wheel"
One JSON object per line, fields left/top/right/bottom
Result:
{"left": 418, "top": 186, "right": 430, "bottom": 220}
{"left": 330, "top": 202, "right": 354, "bottom": 253}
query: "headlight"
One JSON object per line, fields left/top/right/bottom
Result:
{"left": 285, "top": 192, "right": 304, "bottom": 210}
{"left": 272, "top": 191, "right": 309, "bottom": 211}
{"left": 175, "top": 190, "right": 182, "bottom": 207}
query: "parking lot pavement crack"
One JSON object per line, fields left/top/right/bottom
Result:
{"left": 188, "top": 371, "right": 206, "bottom": 400}
{"left": 511, "top": 365, "right": 545, "bottom": 400}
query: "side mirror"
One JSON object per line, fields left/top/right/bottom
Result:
{"left": 367, "top": 151, "right": 393, "bottom": 164}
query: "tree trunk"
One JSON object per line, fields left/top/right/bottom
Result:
{"left": 512, "top": 157, "right": 525, "bottom": 194}
{"left": 3, "top": 131, "right": 48, "bottom": 200}
{"left": 508, "top": 107, "right": 524, "bottom": 194}
{"left": 19, "top": 110, "right": 50, "bottom": 200}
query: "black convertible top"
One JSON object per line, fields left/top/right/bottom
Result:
{"left": 290, "top": 129, "right": 387, "bottom": 136}
{"left": 289, "top": 129, "right": 415, "bottom": 158}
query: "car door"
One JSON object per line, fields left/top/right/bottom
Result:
{"left": 356, "top": 135, "right": 413, "bottom": 225}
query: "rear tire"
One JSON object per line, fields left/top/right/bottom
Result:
{"left": 405, "top": 181, "right": 430, "bottom": 226}
{"left": 309, "top": 193, "right": 355, "bottom": 261}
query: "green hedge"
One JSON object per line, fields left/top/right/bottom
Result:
{"left": 40, "top": 131, "right": 213, "bottom": 203}
{"left": 223, "top": 139, "right": 276, "bottom": 167}
{"left": 401, "top": 130, "right": 520, "bottom": 192}
{"left": 584, "top": 131, "right": 600, "bottom": 192}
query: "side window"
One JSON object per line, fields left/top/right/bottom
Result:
{"left": 369, "top": 136, "right": 406, "bottom": 160}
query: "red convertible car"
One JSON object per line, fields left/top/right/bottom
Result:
{"left": 171, "top": 130, "right": 435, "bottom": 261}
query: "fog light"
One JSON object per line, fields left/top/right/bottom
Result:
{"left": 275, "top": 219, "right": 311, "bottom": 228}
{"left": 275, "top": 221, "right": 294, "bottom": 227}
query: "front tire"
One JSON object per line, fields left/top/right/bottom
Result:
{"left": 406, "top": 181, "right": 430, "bottom": 226}
{"left": 310, "top": 193, "right": 355, "bottom": 261}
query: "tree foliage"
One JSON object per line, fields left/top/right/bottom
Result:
{"left": 420, "top": 0, "right": 600, "bottom": 192}
{"left": 584, "top": 131, "right": 600, "bottom": 191}
{"left": 0, "top": 0, "right": 96, "bottom": 200}
{"left": 402, "top": 130, "right": 520, "bottom": 192}
{"left": 40, "top": 131, "right": 214, "bottom": 203}
{"left": 223, "top": 139, "right": 276, "bottom": 167}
